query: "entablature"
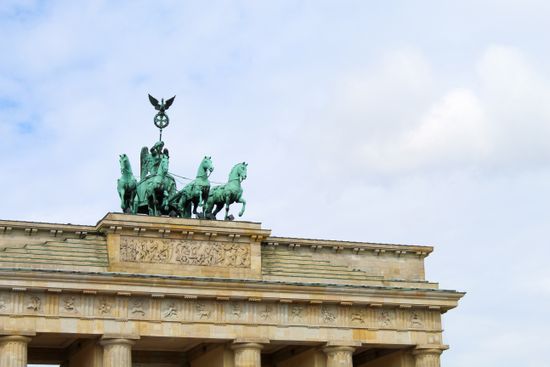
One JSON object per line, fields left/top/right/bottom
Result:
{"left": 0, "top": 269, "right": 464, "bottom": 312}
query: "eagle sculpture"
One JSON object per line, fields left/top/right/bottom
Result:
{"left": 148, "top": 94, "right": 176, "bottom": 113}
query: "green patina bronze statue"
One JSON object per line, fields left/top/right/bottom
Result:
{"left": 170, "top": 156, "right": 214, "bottom": 218}
{"left": 116, "top": 95, "right": 247, "bottom": 220}
{"left": 136, "top": 153, "right": 176, "bottom": 216}
{"left": 204, "top": 162, "right": 247, "bottom": 221}
{"left": 117, "top": 154, "right": 137, "bottom": 213}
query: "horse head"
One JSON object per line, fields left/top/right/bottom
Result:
{"left": 229, "top": 162, "right": 248, "bottom": 183}
{"left": 157, "top": 155, "right": 169, "bottom": 176}
{"left": 198, "top": 156, "right": 214, "bottom": 178}
{"left": 119, "top": 154, "right": 132, "bottom": 175}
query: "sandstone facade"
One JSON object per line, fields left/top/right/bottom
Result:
{"left": 0, "top": 213, "right": 463, "bottom": 366}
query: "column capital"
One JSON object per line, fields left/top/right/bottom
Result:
{"left": 0, "top": 336, "right": 32, "bottom": 344}
{"left": 412, "top": 344, "right": 448, "bottom": 356}
{"left": 231, "top": 342, "right": 265, "bottom": 351}
{"left": 322, "top": 345, "right": 356, "bottom": 354}
{"left": 323, "top": 345, "right": 355, "bottom": 367}
{"left": 99, "top": 338, "right": 136, "bottom": 347}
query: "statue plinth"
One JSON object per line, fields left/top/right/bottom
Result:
{"left": 98, "top": 213, "right": 270, "bottom": 280}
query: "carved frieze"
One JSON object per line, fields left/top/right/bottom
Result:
{"left": 120, "top": 237, "right": 250, "bottom": 268}
{"left": 0, "top": 290, "right": 439, "bottom": 332}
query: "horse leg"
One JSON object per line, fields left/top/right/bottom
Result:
{"left": 237, "top": 196, "right": 246, "bottom": 217}
{"left": 224, "top": 197, "right": 231, "bottom": 220}
{"left": 198, "top": 190, "right": 208, "bottom": 218}
{"left": 150, "top": 190, "right": 158, "bottom": 216}
{"left": 183, "top": 201, "right": 192, "bottom": 218}
{"left": 178, "top": 194, "right": 185, "bottom": 218}
{"left": 124, "top": 189, "right": 131, "bottom": 213}
{"left": 204, "top": 196, "right": 213, "bottom": 219}
{"left": 148, "top": 194, "right": 154, "bottom": 216}
{"left": 120, "top": 188, "right": 126, "bottom": 211}
{"left": 129, "top": 189, "right": 136, "bottom": 214}
{"left": 212, "top": 203, "right": 223, "bottom": 220}
{"left": 191, "top": 197, "right": 197, "bottom": 216}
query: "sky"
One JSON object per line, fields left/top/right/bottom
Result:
{"left": 1, "top": 1, "right": 549, "bottom": 366}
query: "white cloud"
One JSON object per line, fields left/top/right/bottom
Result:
{"left": 361, "top": 88, "right": 490, "bottom": 174}
{"left": 298, "top": 45, "right": 550, "bottom": 180}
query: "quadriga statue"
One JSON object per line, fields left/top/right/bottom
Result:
{"left": 116, "top": 95, "right": 249, "bottom": 220}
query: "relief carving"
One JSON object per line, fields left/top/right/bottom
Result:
{"left": 120, "top": 238, "right": 172, "bottom": 263}
{"left": 378, "top": 309, "right": 394, "bottom": 328}
{"left": 290, "top": 305, "right": 304, "bottom": 321}
{"left": 26, "top": 295, "right": 41, "bottom": 312}
{"left": 410, "top": 311, "right": 424, "bottom": 328}
{"left": 63, "top": 296, "right": 78, "bottom": 313}
{"left": 196, "top": 302, "right": 211, "bottom": 319}
{"left": 6, "top": 290, "right": 431, "bottom": 332}
{"left": 231, "top": 302, "right": 242, "bottom": 319}
{"left": 120, "top": 237, "right": 250, "bottom": 268}
{"left": 259, "top": 304, "right": 272, "bottom": 320}
{"left": 130, "top": 299, "right": 146, "bottom": 316}
{"left": 351, "top": 308, "right": 365, "bottom": 324}
{"left": 98, "top": 298, "right": 112, "bottom": 315}
{"left": 163, "top": 302, "right": 178, "bottom": 318}
{"left": 321, "top": 306, "right": 337, "bottom": 323}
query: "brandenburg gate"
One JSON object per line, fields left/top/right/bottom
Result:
{"left": 0, "top": 96, "right": 463, "bottom": 366}
{"left": 0, "top": 213, "right": 463, "bottom": 367}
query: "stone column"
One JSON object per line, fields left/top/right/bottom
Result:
{"left": 231, "top": 342, "right": 263, "bottom": 367}
{"left": 0, "top": 335, "right": 31, "bottom": 367}
{"left": 100, "top": 338, "right": 134, "bottom": 367}
{"left": 323, "top": 346, "right": 355, "bottom": 367}
{"left": 412, "top": 346, "right": 446, "bottom": 367}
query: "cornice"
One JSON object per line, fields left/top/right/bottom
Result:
{"left": 0, "top": 219, "right": 94, "bottom": 237}
{"left": 0, "top": 269, "right": 465, "bottom": 311}
{"left": 265, "top": 236, "right": 433, "bottom": 255}
{"left": 1, "top": 215, "right": 434, "bottom": 254}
